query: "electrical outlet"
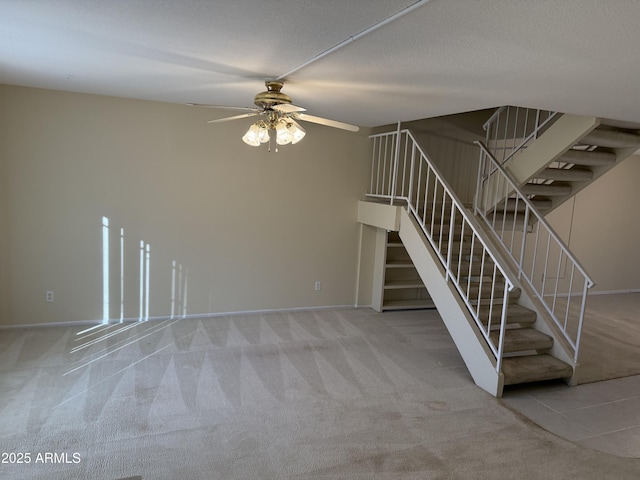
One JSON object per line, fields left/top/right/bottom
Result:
{"left": 46, "top": 291, "right": 54, "bottom": 302}
{"left": 314, "top": 281, "right": 321, "bottom": 291}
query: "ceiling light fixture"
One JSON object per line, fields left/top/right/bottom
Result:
{"left": 242, "top": 112, "right": 306, "bottom": 150}
{"left": 195, "top": 81, "right": 359, "bottom": 151}
{"left": 241, "top": 121, "right": 270, "bottom": 146}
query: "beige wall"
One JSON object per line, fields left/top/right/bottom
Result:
{"left": 375, "top": 111, "right": 488, "bottom": 206}
{"left": 0, "top": 85, "right": 371, "bottom": 326}
{"left": 547, "top": 154, "right": 640, "bottom": 293}
{"left": 412, "top": 130, "right": 480, "bottom": 205}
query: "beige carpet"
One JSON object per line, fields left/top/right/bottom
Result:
{"left": 576, "top": 292, "right": 640, "bottom": 384}
{"left": 1, "top": 308, "right": 639, "bottom": 479}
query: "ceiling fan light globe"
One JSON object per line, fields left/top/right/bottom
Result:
{"left": 290, "top": 123, "right": 306, "bottom": 144}
{"left": 242, "top": 124, "right": 261, "bottom": 147}
{"left": 242, "top": 134, "right": 260, "bottom": 147}
{"left": 276, "top": 135, "right": 292, "bottom": 146}
{"left": 257, "top": 125, "right": 270, "bottom": 143}
{"left": 275, "top": 121, "right": 293, "bottom": 145}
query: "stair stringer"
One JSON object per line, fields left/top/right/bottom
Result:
{"left": 481, "top": 114, "right": 600, "bottom": 214}
{"left": 398, "top": 207, "right": 503, "bottom": 397}
{"left": 505, "top": 114, "right": 600, "bottom": 185}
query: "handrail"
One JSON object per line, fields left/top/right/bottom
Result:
{"left": 475, "top": 140, "right": 594, "bottom": 362}
{"left": 482, "top": 106, "right": 506, "bottom": 131}
{"left": 476, "top": 142, "right": 594, "bottom": 283}
{"left": 368, "top": 129, "right": 516, "bottom": 372}
{"left": 482, "top": 106, "right": 559, "bottom": 168}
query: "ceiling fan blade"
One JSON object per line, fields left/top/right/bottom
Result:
{"left": 296, "top": 113, "right": 360, "bottom": 132}
{"left": 188, "top": 103, "right": 260, "bottom": 113}
{"left": 273, "top": 103, "right": 306, "bottom": 113}
{"left": 206, "top": 112, "right": 260, "bottom": 124}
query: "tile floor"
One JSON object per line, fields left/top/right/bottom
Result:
{"left": 502, "top": 375, "right": 640, "bottom": 458}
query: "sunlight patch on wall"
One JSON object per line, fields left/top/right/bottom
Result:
{"left": 72, "top": 216, "right": 192, "bottom": 376}
{"left": 140, "top": 241, "right": 151, "bottom": 321}
{"left": 100, "top": 216, "right": 189, "bottom": 323}
{"left": 171, "top": 260, "right": 188, "bottom": 319}
{"left": 120, "top": 228, "right": 124, "bottom": 322}
{"left": 102, "top": 216, "right": 109, "bottom": 324}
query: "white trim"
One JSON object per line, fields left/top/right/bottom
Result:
{"left": 0, "top": 319, "right": 103, "bottom": 329}
{"left": 0, "top": 304, "right": 363, "bottom": 330}
{"left": 588, "top": 289, "right": 640, "bottom": 296}
{"left": 354, "top": 223, "right": 363, "bottom": 308}
{"left": 540, "top": 289, "right": 640, "bottom": 299}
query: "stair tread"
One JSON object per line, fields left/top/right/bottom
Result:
{"left": 386, "top": 259, "right": 414, "bottom": 267}
{"left": 464, "top": 287, "right": 507, "bottom": 300}
{"left": 522, "top": 183, "right": 572, "bottom": 196}
{"left": 382, "top": 299, "right": 435, "bottom": 310}
{"left": 535, "top": 167, "right": 593, "bottom": 182}
{"left": 600, "top": 118, "right": 640, "bottom": 130}
{"left": 581, "top": 128, "right": 640, "bottom": 148}
{"left": 502, "top": 354, "right": 573, "bottom": 385}
{"left": 456, "top": 261, "right": 491, "bottom": 273}
{"left": 479, "top": 304, "right": 536, "bottom": 326}
{"left": 490, "top": 328, "right": 553, "bottom": 353}
{"left": 384, "top": 279, "right": 425, "bottom": 289}
{"left": 505, "top": 197, "right": 552, "bottom": 211}
{"left": 559, "top": 149, "right": 616, "bottom": 167}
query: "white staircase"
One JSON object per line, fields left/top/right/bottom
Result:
{"left": 482, "top": 107, "right": 640, "bottom": 217}
{"left": 521, "top": 124, "right": 640, "bottom": 215}
{"left": 360, "top": 107, "right": 635, "bottom": 397}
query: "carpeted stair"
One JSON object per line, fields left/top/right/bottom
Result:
{"left": 508, "top": 122, "right": 640, "bottom": 217}
{"left": 435, "top": 218, "right": 573, "bottom": 386}
{"left": 501, "top": 354, "right": 573, "bottom": 385}
{"left": 485, "top": 290, "right": 572, "bottom": 386}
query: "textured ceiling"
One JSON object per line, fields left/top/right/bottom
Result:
{"left": 2, "top": 0, "right": 640, "bottom": 128}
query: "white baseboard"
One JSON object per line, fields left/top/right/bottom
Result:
{"left": 0, "top": 319, "right": 103, "bottom": 330}
{"left": 543, "top": 289, "right": 640, "bottom": 299}
{"left": 0, "top": 304, "right": 364, "bottom": 330}
{"left": 588, "top": 289, "right": 640, "bottom": 296}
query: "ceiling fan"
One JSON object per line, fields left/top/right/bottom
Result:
{"left": 189, "top": 81, "right": 359, "bottom": 148}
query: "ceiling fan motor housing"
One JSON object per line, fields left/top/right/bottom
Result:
{"left": 254, "top": 81, "right": 291, "bottom": 108}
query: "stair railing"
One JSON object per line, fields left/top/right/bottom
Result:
{"left": 475, "top": 141, "right": 594, "bottom": 363}
{"left": 483, "top": 106, "right": 559, "bottom": 167}
{"left": 369, "top": 129, "right": 518, "bottom": 374}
